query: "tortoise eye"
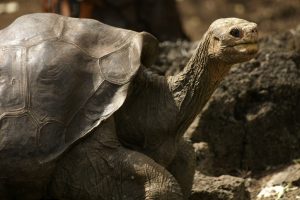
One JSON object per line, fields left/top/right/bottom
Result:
{"left": 230, "top": 28, "right": 241, "bottom": 38}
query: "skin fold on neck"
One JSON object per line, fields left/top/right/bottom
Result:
{"left": 167, "top": 33, "right": 231, "bottom": 135}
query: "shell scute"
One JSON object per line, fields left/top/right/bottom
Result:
{"left": 0, "top": 13, "right": 159, "bottom": 167}
{"left": 0, "top": 47, "right": 26, "bottom": 117}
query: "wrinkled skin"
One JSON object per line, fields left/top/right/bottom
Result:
{"left": 0, "top": 16, "right": 258, "bottom": 200}
{"left": 50, "top": 117, "right": 184, "bottom": 200}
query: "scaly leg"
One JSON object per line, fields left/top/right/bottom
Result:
{"left": 49, "top": 117, "right": 183, "bottom": 200}
{"left": 168, "top": 139, "right": 196, "bottom": 198}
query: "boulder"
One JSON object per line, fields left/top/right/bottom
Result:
{"left": 190, "top": 172, "right": 250, "bottom": 200}
{"left": 193, "top": 142, "right": 214, "bottom": 175}
{"left": 255, "top": 164, "right": 300, "bottom": 199}
{"left": 266, "top": 164, "right": 300, "bottom": 187}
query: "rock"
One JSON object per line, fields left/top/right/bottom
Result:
{"left": 267, "top": 164, "right": 300, "bottom": 187}
{"left": 190, "top": 172, "right": 250, "bottom": 200}
{"left": 189, "top": 27, "right": 300, "bottom": 174}
{"left": 152, "top": 40, "right": 196, "bottom": 75}
{"left": 255, "top": 164, "right": 300, "bottom": 199}
{"left": 193, "top": 142, "right": 214, "bottom": 175}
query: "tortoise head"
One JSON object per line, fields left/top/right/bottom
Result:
{"left": 206, "top": 18, "right": 258, "bottom": 64}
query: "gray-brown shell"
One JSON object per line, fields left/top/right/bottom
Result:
{"left": 0, "top": 13, "right": 158, "bottom": 172}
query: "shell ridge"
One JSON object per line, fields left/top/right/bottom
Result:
{"left": 65, "top": 79, "right": 105, "bottom": 126}
{"left": 0, "top": 47, "right": 27, "bottom": 117}
{"left": 98, "top": 32, "right": 141, "bottom": 85}
{"left": 40, "top": 82, "right": 130, "bottom": 164}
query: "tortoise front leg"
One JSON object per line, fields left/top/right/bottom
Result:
{"left": 50, "top": 146, "right": 184, "bottom": 200}
{"left": 111, "top": 148, "right": 185, "bottom": 200}
{"left": 167, "top": 139, "right": 196, "bottom": 198}
{"left": 49, "top": 117, "right": 183, "bottom": 200}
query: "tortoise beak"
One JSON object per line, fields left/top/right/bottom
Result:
{"left": 233, "top": 42, "right": 258, "bottom": 55}
{"left": 233, "top": 23, "right": 259, "bottom": 55}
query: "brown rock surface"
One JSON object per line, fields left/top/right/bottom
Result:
{"left": 190, "top": 172, "right": 250, "bottom": 200}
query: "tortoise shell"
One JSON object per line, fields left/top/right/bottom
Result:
{"left": 0, "top": 13, "right": 158, "bottom": 175}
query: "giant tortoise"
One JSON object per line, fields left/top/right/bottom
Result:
{"left": 0, "top": 13, "right": 258, "bottom": 199}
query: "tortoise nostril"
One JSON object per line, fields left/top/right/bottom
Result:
{"left": 249, "top": 24, "right": 258, "bottom": 34}
{"left": 251, "top": 28, "right": 257, "bottom": 33}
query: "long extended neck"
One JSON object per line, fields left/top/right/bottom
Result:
{"left": 168, "top": 35, "right": 231, "bottom": 134}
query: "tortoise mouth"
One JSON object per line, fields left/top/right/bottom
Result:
{"left": 232, "top": 42, "right": 258, "bottom": 54}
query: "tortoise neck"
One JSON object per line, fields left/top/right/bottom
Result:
{"left": 167, "top": 34, "right": 231, "bottom": 135}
